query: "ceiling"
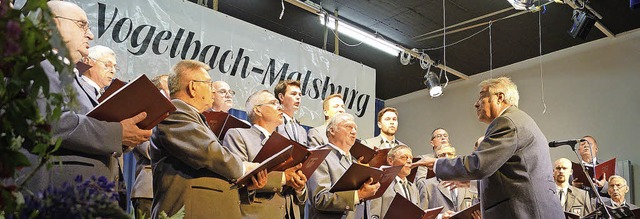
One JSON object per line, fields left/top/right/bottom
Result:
{"left": 198, "top": 0, "right": 640, "bottom": 100}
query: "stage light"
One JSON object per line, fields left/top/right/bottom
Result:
{"left": 568, "top": 9, "right": 597, "bottom": 40}
{"left": 424, "top": 71, "right": 443, "bottom": 98}
{"left": 507, "top": 0, "right": 534, "bottom": 10}
{"left": 319, "top": 14, "right": 401, "bottom": 56}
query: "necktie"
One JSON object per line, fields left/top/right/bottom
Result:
{"left": 290, "top": 119, "right": 299, "bottom": 142}
{"left": 402, "top": 180, "right": 412, "bottom": 200}
{"left": 451, "top": 188, "right": 458, "bottom": 211}
{"left": 559, "top": 190, "right": 564, "bottom": 207}
{"left": 340, "top": 154, "right": 351, "bottom": 168}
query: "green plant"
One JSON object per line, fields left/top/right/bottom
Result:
{"left": 0, "top": 0, "right": 74, "bottom": 213}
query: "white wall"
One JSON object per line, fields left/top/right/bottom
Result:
{"left": 386, "top": 29, "right": 640, "bottom": 202}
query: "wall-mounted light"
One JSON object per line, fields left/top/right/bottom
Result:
{"left": 319, "top": 14, "right": 401, "bottom": 56}
{"left": 424, "top": 71, "right": 443, "bottom": 98}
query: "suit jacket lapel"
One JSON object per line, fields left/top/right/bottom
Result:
{"left": 437, "top": 181, "right": 454, "bottom": 206}
{"left": 75, "top": 74, "right": 99, "bottom": 107}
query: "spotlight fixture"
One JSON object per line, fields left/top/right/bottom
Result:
{"left": 423, "top": 71, "right": 443, "bottom": 98}
{"left": 568, "top": 9, "right": 597, "bottom": 40}
{"left": 400, "top": 48, "right": 419, "bottom": 65}
{"left": 507, "top": 0, "right": 534, "bottom": 10}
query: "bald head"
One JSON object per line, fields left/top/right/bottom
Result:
{"left": 212, "top": 81, "right": 233, "bottom": 112}
{"left": 553, "top": 158, "right": 573, "bottom": 186}
{"left": 48, "top": 1, "right": 94, "bottom": 63}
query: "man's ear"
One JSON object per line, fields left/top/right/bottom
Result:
{"left": 278, "top": 93, "right": 285, "bottom": 102}
{"left": 186, "top": 81, "right": 197, "bottom": 97}
{"left": 496, "top": 92, "right": 506, "bottom": 103}
{"left": 377, "top": 121, "right": 383, "bottom": 129}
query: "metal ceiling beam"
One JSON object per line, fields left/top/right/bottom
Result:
{"left": 284, "top": 0, "right": 468, "bottom": 80}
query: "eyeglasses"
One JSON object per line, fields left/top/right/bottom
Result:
{"left": 55, "top": 16, "right": 90, "bottom": 33}
{"left": 255, "top": 100, "right": 282, "bottom": 108}
{"left": 610, "top": 184, "right": 627, "bottom": 189}
{"left": 216, "top": 89, "right": 236, "bottom": 96}
{"left": 192, "top": 80, "right": 215, "bottom": 91}
{"left": 89, "top": 57, "right": 120, "bottom": 72}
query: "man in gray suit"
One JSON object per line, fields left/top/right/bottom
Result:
{"left": 20, "top": 1, "right": 151, "bottom": 195}
{"left": 131, "top": 74, "right": 170, "bottom": 218}
{"left": 370, "top": 145, "right": 420, "bottom": 219}
{"left": 308, "top": 94, "right": 345, "bottom": 148}
{"left": 413, "top": 77, "right": 564, "bottom": 218}
{"left": 604, "top": 175, "right": 638, "bottom": 210}
{"left": 414, "top": 128, "right": 450, "bottom": 183}
{"left": 274, "top": 80, "right": 308, "bottom": 146}
{"left": 573, "top": 135, "right": 610, "bottom": 197}
{"left": 417, "top": 145, "right": 479, "bottom": 217}
{"left": 223, "top": 90, "right": 307, "bottom": 219}
{"left": 554, "top": 158, "right": 594, "bottom": 217}
{"left": 150, "top": 60, "right": 266, "bottom": 219}
{"left": 80, "top": 45, "right": 117, "bottom": 101}
{"left": 306, "top": 113, "right": 381, "bottom": 219}
{"left": 362, "top": 107, "right": 404, "bottom": 150}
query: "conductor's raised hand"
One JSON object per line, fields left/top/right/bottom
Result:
{"left": 121, "top": 112, "right": 152, "bottom": 147}
{"left": 411, "top": 157, "right": 437, "bottom": 169}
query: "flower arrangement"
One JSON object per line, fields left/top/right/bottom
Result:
{"left": 1, "top": 0, "right": 73, "bottom": 214}
{"left": 12, "top": 176, "right": 129, "bottom": 219}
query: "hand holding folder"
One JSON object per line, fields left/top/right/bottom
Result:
{"left": 571, "top": 158, "right": 616, "bottom": 187}
{"left": 253, "top": 132, "right": 331, "bottom": 179}
{"left": 329, "top": 164, "right": 403, "bottom": 201}
{"left": 384, "top": 194, "right": 444, "bottom": 219}
{"left": 449, "top": 203, "right": 480, "bottom": 219}
{"left": 202, "top": 111, "right": 250, "bottom": 141}
{"left": 350, "top": 141, "right": 392, "bottom": 168}
{"left": 86, "top": 74, "right": 175, "bottom": 130}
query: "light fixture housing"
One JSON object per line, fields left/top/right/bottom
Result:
{"left": 319, "top": 14, "right": 401, "bottom": 56}
{"left": 507, "top": 0, "right": 534, "bottom": 10}
{"left": 424, "top": 71, "right": 443, "bottom": 98}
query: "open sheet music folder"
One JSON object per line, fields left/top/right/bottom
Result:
{"left": 86, "top": 74, "right": 175, "bottom": 130}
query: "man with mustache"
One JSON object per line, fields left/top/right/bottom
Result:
{"left": 370, "top": 145, "right": 420, "bottom": 219}
{"left": 553, "top": 158, "right": 593, "bottom": 216}
{"left": 362, "top": 107, "right": 404, "bottom": 150}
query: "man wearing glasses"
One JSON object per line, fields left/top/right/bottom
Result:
{"left": 78, "top": 45, "right": 118, "bottom": 106}
{"left": 223, "top": 90, "right": 307, "bottom": 219}
{"left": 210, "top": 80, "right": 235, "bottom": 112}
{"left": 412, "top": 77, "right": 564, "bottom": 218}
{"left": 20, "top": 1, "right": 152, "bottom": 197}
{"left": 151, "top": 60, "right": 267, "bottom": 218}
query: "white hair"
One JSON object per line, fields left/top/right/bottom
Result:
{"left": 245, "top": 90, "right": 270, "bottom": 124}
{"left": 87, "top": 45, "right": 115, "bottom": 60}
{"left": 479, "top": 77, "right": 520, "bottom": 107}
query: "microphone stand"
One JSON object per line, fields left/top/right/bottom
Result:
{"left": 571, "top": 142, "right": 612, "bottom": 219}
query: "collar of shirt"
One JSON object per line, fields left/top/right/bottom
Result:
{"left": 395, "top": 176, "right": 408, "bottom": 184}
{"left": 283, "top": 113, "right": 295, "bottom": 124}
{"left": 81, "top": 75, "right": 102, "bottom": 94}
{"left": 498, "top": 105, "right": 510, "bottom": 117}
{"left": 381, "top": 136, "right": 397, "bottom": 145}
{"left": 253, "top": 124, "right": 271, "bottom": 139}
{"left": 581, "top": 158, "right": 597, "bottom": 166}
{"left": 328, "top": 143, "right": 350, "bottom": 157}
{"left": 611, "top": 200, "right": 626, "bottom": 208}
{"left": 556, "top": 185, "right": 569, "bottom": 194}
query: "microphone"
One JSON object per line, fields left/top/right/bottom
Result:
{"left": 548, "top": 139, "right": 585, "bottom": 148}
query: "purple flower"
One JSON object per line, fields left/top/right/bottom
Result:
{"left": 6, "top": 19, "right": 21, "bottom": 39}
{"left": 4, "top": 39, "right": 21, "bottom": 56}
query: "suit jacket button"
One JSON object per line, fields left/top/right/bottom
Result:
{"left": 345, "top": 206, "right": 350, "bottom": 210}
